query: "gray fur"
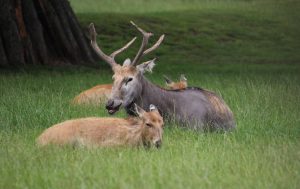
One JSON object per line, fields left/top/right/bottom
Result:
{"left": 125, "top": 75, "right": 236, "bottom": 131}
{"left": 105, "top": 61, "right": 235, "bottom": 131}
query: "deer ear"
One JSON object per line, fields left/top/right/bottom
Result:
{"left": 123, "top": 58, "right": 131, "bottom": 66}
{"left": 149, "top": 104, "right": 157, "bottom": 112}
{"left": 163, "top": 75, "right": 172, "bottom": 84}
{"left": 137, "top": 59, "right": 156, "bottom": 74}
{"left": 180, "top": 74, "right": 187, "bottom": 82}
{"left": 134, "top": 104, "right": 145, "bottom": 117}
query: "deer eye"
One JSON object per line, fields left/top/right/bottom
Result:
{"left": 146, "top": 123, "right": 153, "bottom": 127}
{"left": 125, "top": 77, "right": 133, "bottom": 85}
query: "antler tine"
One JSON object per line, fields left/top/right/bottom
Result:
{"left": 89, "top": 23, "right": 115, "bottom": 67}
{"left": 130, "top": 21, "right": 153, "bottom": 37}
{"left": 130, "top": 21, "right": 153, "bottom": 66}
{"left": 89, "top": 23, "right": 136, "bottom": 67}
{"left": 143, "top": 34, "right": 165, "bottom": 55}
{"left": 110, "top": 37, "right": 137, "bottom": 58}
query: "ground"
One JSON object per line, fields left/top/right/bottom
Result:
{"left": 0, "top": 0, "right": 299, "bottom": 188}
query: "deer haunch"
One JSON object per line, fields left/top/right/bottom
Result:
{"left": 36, "top": 104, "right": 164, "bottom": 148}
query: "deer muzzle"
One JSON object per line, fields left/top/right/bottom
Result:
{"left": 154, "top": 139, "right": 162, "bottom": 148}
{"left": 106, "top": 99, "right": 122, "bottom": 115}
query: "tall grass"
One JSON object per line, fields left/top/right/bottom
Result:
{"left": 0, "top": 64, "right": 299, "bottom": 189}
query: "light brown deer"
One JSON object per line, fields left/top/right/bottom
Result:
{"left": 36, "top": 104, "right": 164, "bottom": 148}
{"left": 72, "top": 75, "right": 188, "bottom": 106}
{"left": 71, "top": 84, "right": 112, "bottom": 105}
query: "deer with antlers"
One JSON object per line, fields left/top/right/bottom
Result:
{"left": 89, "top": 21, "right": 235, "bottom": 131}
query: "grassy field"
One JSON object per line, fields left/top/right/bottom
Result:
{"left": 1, "top": 0, "right": 300, "bottom": 188}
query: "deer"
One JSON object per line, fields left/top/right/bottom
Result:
{"left": 72, "top": 75, "right": 188, "bottom": 106}
{"left": 36, "top": 104, "right": 164, "bottom": 148}
{"left": 163, "top": 74, "right": 188, "bottom": 90}
{"left": 71, "top": 84, "right": 111, "bottom": 105}
{"left": 88, "top": 21, "right": 235, "bottom": 131}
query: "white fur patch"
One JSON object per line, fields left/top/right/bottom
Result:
{"left": 137, "top": 59, "right": 156, "bottom": 73}
{"left": 146, "top": 60, "right": 155, "bottom": 73}
{"left": 123, "top": 58, "right": 131, "bottom": 66}
{"left": 149, "top": 104, "right": 157, "bottom": 111}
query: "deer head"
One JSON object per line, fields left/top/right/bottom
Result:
{"left": 89, "top": 22, "right": 165, "bottom": 114}
{"left": 163, "top": 74, "right": 188, "bottom": 90}
{"left": 135, "top": 104, "right": 164, "bottom": 148}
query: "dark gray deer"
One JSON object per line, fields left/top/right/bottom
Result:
{"left": 89, "top": 22, "right": 235, "bottom": 131}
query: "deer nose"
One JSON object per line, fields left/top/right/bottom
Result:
{"left": 155, "top": 140, "right": 162, "bottom": 148}
{"left": 106, "top": 99, "right": 122, "bottom": 109}
{"left": 106, "top": 99, "right": 123, "bottom": 114}
{"left": 105, "top": 99, "right": 114, "bottom": 109}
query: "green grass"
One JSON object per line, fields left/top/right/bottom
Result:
{"left": 71, "top": 0, "right": 300, "bottom": 65}
{"left": 1, "top": 0, "right": 300, "bottom": 188}
{"left": 1, "top": 64, "right": 299, "bottom": 188}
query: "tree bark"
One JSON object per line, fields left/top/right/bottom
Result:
{"left": 0, "top": 0, "right": 98, "bottom": 67}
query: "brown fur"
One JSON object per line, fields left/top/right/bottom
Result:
{"left": 202, "top": 90, "right": 233, "bottom": 117}
{"left": 36, "top": 110, "right": 163, "bottom": 148}
{"left": 72, "top": 84, "right": 112, "bottom": 105}
{"left": 166, "top": 81, "right": 187, "bottom": 90}
{"left": 113, "top": 65, "right": 137, "bottom": 78}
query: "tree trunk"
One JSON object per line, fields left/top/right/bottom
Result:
{"left": 0, "top": 0, "right": 98, "bottom": 67}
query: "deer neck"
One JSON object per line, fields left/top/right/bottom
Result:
{"left": 136, "top": 76, "right": 175, "bottom": 116}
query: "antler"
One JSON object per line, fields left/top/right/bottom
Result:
{"left": 89, "top": 23, "right": 137, "bottom": 67}
{"left": 130, "top": 21, "right": 165, "bottom": 66}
